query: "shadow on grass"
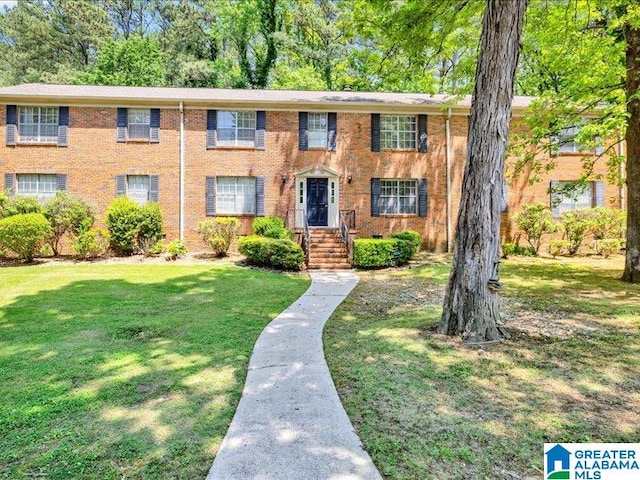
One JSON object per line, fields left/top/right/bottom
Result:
{"left": 0, "top": 265, "right": 309, "bottom": 479}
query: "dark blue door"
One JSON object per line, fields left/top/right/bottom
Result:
{"left": 307, "top": 178, "right": 328, "bottom": 226}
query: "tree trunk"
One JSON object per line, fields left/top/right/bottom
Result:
{"left": 623, "top": 23, "right": 640, "bottom": 283}
{"left": 438, "top": 0, "right": 526, "bottom": 342}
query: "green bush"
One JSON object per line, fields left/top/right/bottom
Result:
{"left": 105, "top": 197, "right": 143, "bottom": 256}
{"left": 595, "top": 238, "right": 623, "bottom": 258}
{"left": 588, "top": 207, "right": 626, "bottom": 240}
{"left": 197, "top": 217, "right": 240, "bottom": 256}
{"left": 391, "top": 230, "right": 421, "bottom": 251}
{"left": 501, "top": 242, "right": 537, "bottom": 258}
{"left": 252, "top": 216, "right": 292, "bottom": 239}
{"left": 353, "top": 238, "right": 413, "bottom": 268}
{"left": 138, "top": 202, "right": 164, "bottom": 254}
{"left": 514, "top": 203, "right": 557, "bottom": 254}
{"left": 0, "top": 195, "right": 44, "bottom": 219}
{"left": 165, "top": 239, "right": 188, "bottom": 261}
{"left": 72, "top": 228, "right": 110, "bottom": 259}
{"left": 0, "top": 213, "right": 51, "bottom": 261}
{"left": 238, "top": 235, "right": 304, "bottom": 271}
{"left": 547, "top": 239, "right": 571, "bottom": 258}
{"left": 559, "top": 209, "right": 591, "bottom": 255}
{"left": 44, "top": 191, "right": 95, "bottom": 255}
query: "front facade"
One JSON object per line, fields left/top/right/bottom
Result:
{"left": 0, "top": 84, "right": 623, "bottom": 252}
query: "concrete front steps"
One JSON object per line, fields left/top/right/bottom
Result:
{"left": 307, "top": 228, "right": 352, "bottom": 270}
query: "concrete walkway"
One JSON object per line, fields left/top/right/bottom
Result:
{"left": 207, "top": 271, "right": 382, "bottom": 480}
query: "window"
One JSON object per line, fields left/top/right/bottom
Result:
{"left": 127, "top": 175, "right": 150, "bottom": 205}
{"left": 554, "top": 125, "right": 604, "bottom": 154}
{"left": 18, "top": 107, "right": 58, "bottom": 143}
{"left": 17, "top": 174, "right": 57, "bottom": 201}
{"left": 217, "top": 111, "right": 256, "bottom": 147}
{"left": 552, "top": 181, "right": 594, "bottom": 214}
{"left": 307, "top": 113, "right": 327, "bottom": 149}
{"left": 379, "top": 179, "right": 417, "bottom": 214}
{"left": 217, "top": 177, "right": 256, "bottom": 214}
{"left": 128, "top": 109, "right": 151, "bottom": 139}
{"left": 380, "top": 115, "right": 416, "bottom": 150}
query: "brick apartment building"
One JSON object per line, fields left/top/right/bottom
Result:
{"left": 0, "top": 83, "right": 624, "bottom": 257}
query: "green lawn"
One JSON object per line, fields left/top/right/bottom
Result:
{"left": 0, "top": 263, "right": 309, "bottom": 479}
{"left": 325, "top": 255, "right": 640, "bottom": 479}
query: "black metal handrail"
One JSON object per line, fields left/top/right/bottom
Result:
{"left": 339, "top": 210, "right": 354, "bottom": 266}
{"left": 302, "top": 209, "right": 311, "bottom": 266}
{"left": 339, "top": 210, "right": 356, "bottom": 230}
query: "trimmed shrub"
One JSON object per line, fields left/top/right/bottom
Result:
{"left": 1, "top": 195, "right": 43, "bottom": 218}
{"left": 547, "top": 239, "right": 571, "bottom": 258}
{"left": 595, "top": 238, "right": 623, "bottom": 258}
{"left": 0, "top": 213, "right": 51, "bottom": 261}
{"left": 165, "top": 239, "right": 188, "bottom": 261}
{"left": 252, "top": 216, "right": 292, "bottom": 239}
{"left": 44, "top": 191, "right": 95, "bottom": 255}
{"left": 353, "top": 238, "right": 413, "bottom": 268}
{"left": 391, "top": 230, "right": 421, "bottom": 251}
{"left": 238, "top": 235, "right": 304, "bottom": 271}
{"left": 501, "top": 242, "right": 536, "bottom": 258}
{"left": 105, "top": 197, "right": 143, "bottom": 256}
{"left": 559, "top": 209, "right": 591, "bottom": 255}
{"left": 197, "top": 217, "right": 240, "bottom": 256}
{"left": 72, "top": 228, "right": 110, "bottom": 259}
{"left": 138, "top": 202, "right": 164, "bottom": 254}
{"left": 514, "top": 203, "right": 557, "bottom": 254}
{"left": 588, "top": 207, "right": 626, "bottom": 240}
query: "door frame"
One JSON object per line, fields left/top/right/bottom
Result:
{"left": 294, "top": 166, "right": 340, "bottom": 228}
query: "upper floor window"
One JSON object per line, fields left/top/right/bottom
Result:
{"left": 19, "top": 107, "right": 58, "bottom": 143}
{"left": 216, "top": 177, "right": 256, "bottom": 214}
{"left": 379, "top": 179, "right": 417, "bottom": 215}
{"left": 17, "top": 174, "right": 57, "bottom": 201}
{"left": 307, "top": 113, "right": 327, "bottom": 149}
{"left": 553, "top": 125, "right": 604, "bottom": 155}
{"left": 218, "top": 111, "right": 256, "bottom": 147}
{"left": 127, "top": 109, "right": 151, "bottom": 139}
{"left": 381, "top": 115, "right": 416, "bottom": 150}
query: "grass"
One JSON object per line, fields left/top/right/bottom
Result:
{"left": 0, "top": 263, "right": 310, "bottom": 479}
{"left": 324, "top": 254, "right": 640, "bottom": 480}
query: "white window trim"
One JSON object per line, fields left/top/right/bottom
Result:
{"left": 379, "top": 178, "right": 418, "bottom": 215}
{"left": 307, "top": 112, "right": 328, "bottom": 149}
{"left": 127, "top": 108, "right": 151, "bottom": 140}
{"left": 380, "top": 114, "right": 417, "bottom": 150}
{"left": 216, "top": 177, "right": 256, "bottom": 214}
{"left": 217, "top": 111, "right": 256, "bottom": 147}
{"left": 16, "top": 174, "right": 57, "bottom": 201}
{"left": 18, "top": 106, "right": 58, "bottom": 143}
{"left": 127, "top": 175, "right": 150, "bottom": 206}
{"left": 554, "top": 181, "right": 594, "bottom": 213}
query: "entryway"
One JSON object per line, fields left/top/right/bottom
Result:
{"left": 307, "top": 178, "right": 328, "bottom": 227}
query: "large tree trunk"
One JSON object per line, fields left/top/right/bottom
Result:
{"left": 438, "top": 0, "right": 526, "bottom": 342}
{"left": 623, "top": 23, "right": 640, "bottom": 283}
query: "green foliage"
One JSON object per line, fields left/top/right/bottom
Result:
{"left": 588, "top": 207, "right": 626, "bottom": 240}
{"left": 390, "top": 230, "right": 421, "bottom": 251}
{"left": 0, "top": 213, "right": 51, "bottom": 261}
{"left": 165, "top": 239, "right": 189, "bottom": 261}
{"left": 595, "top": 238, "right": 624, "bottom": 259}
{"left": 238, "top": 235, "right": 304, "bottom": 271}
{"left": 514, "top": 203, "right": 557, "bottom": 254}
{"left": 105, "top": 197, "right": 142, "bottom": 256}
{"left": 501, "top": 243, "right": 537, "bottom": 258}
{"left": 0, "top": 196, "right": 43, "bottom": 218}
{"left": 44, "top": 191, "right": 95, "bottom": 255}
{"left": 547, "top": 239, "right": 571, "bottom": 258}
{"left": 559, "top": 209, "right": 591, "bottom": 255}
{"left": 72, "top": 228, "right": 110, "bottom": 259}
{"left": 137, "top": 202, "right": 164, "bottom": 254}
{"left": 197, "top": 217, "right": 241, "bottom": 257}
{"left": 252, "top": 216, "right": 292, "bottom": 239}
{"left": 353, "top": 238, "right": 413, "bottom": 269}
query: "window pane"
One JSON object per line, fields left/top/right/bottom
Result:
{"left": 17, "top": 174, "right": 56, "bottom": 202}
{"left": 217, "top": 111, "right": 256, "bottom": 146}
{"left": 18, "top": 106, "right": 58, "bottom": 142}
{"left": 127, "top": 175, "right": 149, "bottom": 206}
{"left": 128, "top": 109, "right": 151, "bottom": 139}
{"left": 556, "top": 181, "right": 593, "bottom": 213}
{"left": 380, "top": 115, "right": 416, "bottom": 150}
{"left": 379, "top": 179, "right": 417, "bottom": 215}
{"left": 216, "top": 177, "right": 256, "bottom": 214}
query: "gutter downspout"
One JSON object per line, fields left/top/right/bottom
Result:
{"left": 619, "top": 134, "right": 625, "bottom": 211}
{"left": 179, "top": 101, "right": 185, "bottom": 241}
{"left": 445, "top": 108, "right": 452, "bottom": 253}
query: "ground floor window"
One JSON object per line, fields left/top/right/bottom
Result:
{"left": 127, "top": 175, "right": 150, "bottom": 205}
{"left": 217, "top": 177, "right": 256, "bottom": 214}
{"left": 552, "top": 181, "right": 595, "bottom": 215}
{"left": 379, "top": 179, "right": 417, "bottom": 214}
{"left": 17, "top": 174, "right": 57, "bottom": 201}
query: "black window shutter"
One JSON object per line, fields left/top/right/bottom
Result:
{"left": 4, "top": 173, "right": 16, "bottom": 196}
{"left": 6, "top": 105, "right": 17, "bottom": 146}
{"left": 371, "top": 114, "right": 380, "bottom": 152}
{"left": 207, "top": 110, "right": 217, "bottom": 149}
{"left": 149, "top": 108, "right": 160, "bottom": 143}
{"left": 418, "top": 179, "right": 428, "bottom": 217}
{"left": 256, "top": 176, "right": 265, "bottom": 216}
{"left": 116, "top": 175, "right": 126, "bottom": 196}
{"left": 327, "top": 112, "right": 337, "bottom": 152}
{"left": 149, "top": 175, "right": 159, "bottom": 202}
{"left": 594, "top": 181, "right": 605, "bottom": 207}
{"left": 205, "top": 176, "right": 216, "bottom": 216}
{"left": 56, "top": 174, "right": 68, "bottom": 191}
{"left": 371, "top": 178, "right": 381, "bottom": 217}
{"left": 256, "top": 111, "right": 266, "bottom": 150}
{"left": 501, "top": 180, "right": 508, "bottom": 213}
{"left": 117, "top": 108, "right": 127, "bottom": 142}
{"left": 418, "top": 115, "right": 428, "bottom": 152}
{"left": 550, "top": 180, "right": 561, "bottom": 216}
{"left": 298, "top": 112, "right": 308, "bottom": 151}
{"left": 57, "top": 106, "right": 69, "bottom": 147}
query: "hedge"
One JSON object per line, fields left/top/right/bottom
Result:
{"left": 353, "top": 238, "right": 414, "bottom": 268}
{"left": 238, "top": 235, "right": 304, "bottom": 271}
{"left": 0, "top": 213, "right": 52, "bottom": 261}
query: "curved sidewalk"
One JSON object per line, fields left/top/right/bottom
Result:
{"left": 207, "top": 271, "right": 382, "bottom": 480}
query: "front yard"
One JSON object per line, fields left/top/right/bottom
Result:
{"left": 0, "top": 262, "right": 309, "bottom": 479}
{"left": 325, "top": 255, "right": 640, "bottom": 479}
